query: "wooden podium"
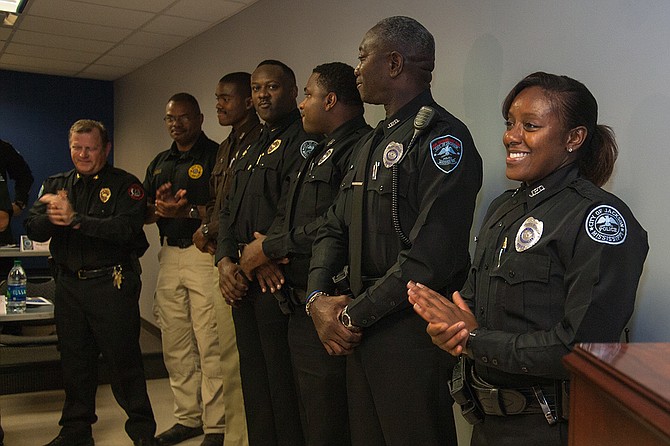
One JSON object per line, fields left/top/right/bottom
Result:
{"left": 563, "top": 343, "right": 670, "bottom": 445}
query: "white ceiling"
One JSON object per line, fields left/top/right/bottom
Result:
{"left": 0, "top": 0, "right": 258, "bottom": 81}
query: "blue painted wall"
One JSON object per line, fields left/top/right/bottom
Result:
{"left": 0, "top": 69, "right": 114, "bottom": 243}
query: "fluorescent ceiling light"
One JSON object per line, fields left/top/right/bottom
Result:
{"left": 0, "top": 0, "right": 28, "bottom": 14}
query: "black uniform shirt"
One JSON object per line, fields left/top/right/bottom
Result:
{"left": 216, "top": 108, "right": 319, "bottom": 262}
{"left": 143, "top": 132, "right": 218, "bottom": 239}
{"left": 0, "top": 139, "right": 34, "bottom": 208}
{"left": 25, "top": 164, "right": 149, "bottom": 272}
{"left": 464, "top": 164, "right": 648, "bottom": 386}
{"left": 263, "top": 114, "right": 372, "bottom": 290}
{"left": 308, "top": 90, "right": 483, "bottom": 327}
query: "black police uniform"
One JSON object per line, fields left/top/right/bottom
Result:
{"left": 0, "top": 139, "right": 34, "bottom": 278}
{"left": 216, "top": 108, "right": 318, "bottom": 446}
{"left": 307, "top": 90, "right": 483, "bottom": 446}
{"left": 143, "top": 132, "right": 219, "bottom": 246}
{"left": 25, "top": 164, "right": 155, "bottom": 442}
{"left": 262, "top": 115, "right": 371, "bottom": 446}
{"left": 462, "top": 164, "right": 648, "bottom": 446}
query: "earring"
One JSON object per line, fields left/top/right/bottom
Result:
{"left": 567, "top": 147, "right": 573, "bottom": 153}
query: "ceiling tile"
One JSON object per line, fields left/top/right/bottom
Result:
{"left": 17, "top": 15, "right": 133, "bottom": 42}
{"left": 12, "top": 29, "right": 114, "bottom": 53}
{"left": 123, "top": 31, "right": 187, "bottom": 50}
{"left": 106, "top": 43, "right": 161, "bottom": 59}
{"left": 28, "top": 0, "right": 154, "bottom": 28}
{"left": 69, "top": 0, "right": 177, "bottom": 13}
{"left": 79, "top": 63, "right": 137, "bottom": 79}
{"left": 142, "top": 14, "right": 211, "bottom": 37}
{"left": 164, "top": 0, "right": 245, "bottom": 22}
{"left": 0, "top": 52, "right": 87, "bottom": 71}
{"left": 4, "top": 42, "right": 98, "bottom": 63}
{"left": 96, "top": 53, "right": 149, "bottom": 68}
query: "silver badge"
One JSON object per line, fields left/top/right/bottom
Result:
{"left": 515, "top": 217, "right": 543, "bottom": 252}
{"left": 383, "top": 141, "right": 404, "bottom": 168}
{"left": 318, "top": 148, "right": 333, "bottom": 165}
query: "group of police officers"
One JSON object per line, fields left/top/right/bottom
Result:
{"left": 14, "top": 12, "right": 648, "bottom": 446}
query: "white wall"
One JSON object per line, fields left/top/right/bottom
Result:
{"left": 113, "top": 0, "right": 670, "bottom": 343}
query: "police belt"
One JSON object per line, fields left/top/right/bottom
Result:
{"left": 161, "top": 237, "right": 193, "bottom": 248}
{"left": 61, "top": 264, "right": 129, "bottom": 280}
{"left": 469, "top": 367, "right": 569, "bottom": 422}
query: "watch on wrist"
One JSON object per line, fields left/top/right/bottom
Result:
{"left": 201, "top": 224, "right": 209, "bottom": 236}
{"left": 188, "top": 205, "right": 200, "bottom": 219}
{"left": 339, "top": 305, "right": 357, "bottom": 330}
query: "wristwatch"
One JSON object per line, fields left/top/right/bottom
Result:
{"left": 339, "top": 306, "right": 357, "bottom": 330}
{"left": 201, "top": 224, "right": 209, "bottom": 236}
{"left": 70, "top": 212, "right": 83, "bottom": 227}
{"left": 188, "top": 205, "right": 200, "bottom": 219}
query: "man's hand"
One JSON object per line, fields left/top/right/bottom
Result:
{"left": 254, "top": 261, "right": 286, "bottom": 293}
{"left": 310, "top": 294, "right": 362, "bottom": 356}
{"left": 193, "top": 227, "right": 216, "bottom": 254}
{"left": 218, "top": 257, "right": 249, "bottom": 307}
{"left": 239, "top": 232, "right": 271, "bottom": 278}
{"left": 39, "top": 193, "right": 78, "bottom": 227}
{"left": 155, "top": 182, "right": 189, "bottom": 218}
{"left": 11, "top": 203, "right": 24, "bottom": 217}
{"left": 407, "top": 281, "right": 478, "bottom": 356}
{"left": 0, "top": 210, "right": 9, "bottom": 232}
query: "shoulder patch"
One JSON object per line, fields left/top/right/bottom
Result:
{"left": 585, "top": 205, "right": 627, "bottom": 245}
{"left": 128, "top": 183, "right": 145, "bottom": 201}
{"left": 300, "top": 140, "right": 318, "bottom": 159}
{"left": 430, "top": 135, "right": 462, "bottom": 174}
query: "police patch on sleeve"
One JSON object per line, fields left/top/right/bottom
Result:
{"left": 430, "top": 135, "right": 462, "bottom": 174}
{"left": 128, "top": 184, "right": 145, "bottom": 200}
{"left": 585, "top": 205, "right": 627, "bottom": 245}
{"left": 300, "top": 140, "right": 318, "bottom": 159}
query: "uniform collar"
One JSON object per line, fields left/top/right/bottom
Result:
{"left": 168, "top": 131, "right": 210, "bottom": 158}
{"left": 380, "top": 89, "right": 434, "bottom": 139}
{"left": 523, "top": 163, "right": 579, "bottom": 210}
{"left": 323, "top": 114, "right": 368, "bottom": 149}
{"left": 74, "top": 163, "right": 109, "bottom": 185}
{"left": 232, "top": 115, "right": 261, "bottom": 142}
{"left": 264, "top": 108, "right": 301, "bottom": 137}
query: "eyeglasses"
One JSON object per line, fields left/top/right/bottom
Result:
{"left": 163, "top": 114, "right": 193, "bottom": 124}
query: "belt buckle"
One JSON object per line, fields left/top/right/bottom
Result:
{"left": 77, "top": 269, "right": 86, "bottom": 279}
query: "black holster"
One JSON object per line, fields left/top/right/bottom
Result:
{"left": 449, "top": 356, "right": 484, "bottom": 425}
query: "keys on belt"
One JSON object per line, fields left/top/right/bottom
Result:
{"left": 71, "top": 264, "right": 125, "bottom": 289}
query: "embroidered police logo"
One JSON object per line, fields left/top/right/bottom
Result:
{"left": 188, "top": 164, "right": 203, "bottom": 179}
{"left": 128, "top": 184, "right": 145, "bottom": 201}
{"left": 585, "top": 205, "right": 627, "bottom": 245}
{"left": 515, "top": 217, "right": 544, "bottom": 252}
{"left": 300, "top": 140, "right": 318, "bottom": 159}
{"left": 430, "top": 135, "right": 463, "bottom": 174}
{"left": 99, "top": 188, "right": 111, "bottom": 203}
{"left": 318, "top": 148, "right": 333, "bottom": 165}
{"left": 383, "top": 141, "right": 404, "bottom": 168}
{"left": 267, "top": 139, "right": 282, "bottom": 154}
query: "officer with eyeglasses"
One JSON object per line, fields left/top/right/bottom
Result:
{"left": 143, "top": 93, "right": 226, "bottom": 446}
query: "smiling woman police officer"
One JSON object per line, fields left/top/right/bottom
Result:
{"left": 407, "top": 72, "right": 648, "bottom": 446}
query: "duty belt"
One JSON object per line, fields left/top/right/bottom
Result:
{"left": 61, "top": 264, "right": 126, "bottom": 280}
{"left": 161, "top": 237, "right": 193, "bottom": 248}
{"left": 469, "top": 367, "right": 569, "bottom": 424}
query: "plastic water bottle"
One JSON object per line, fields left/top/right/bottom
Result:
{"left": 6, "top": 259, "right": 27, "bottom": 314}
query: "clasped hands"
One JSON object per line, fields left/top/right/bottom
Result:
{"left": 40, "top": 192, "right": 78, "bottom": 227}
{"left": 407, "top": 281, "right": 478, "bottom": 357}
{"left": 154, "top": 182, "right": 188, "bottom": 218}
{"left": 218, "top": 231, "right": 288, "bottom": 307}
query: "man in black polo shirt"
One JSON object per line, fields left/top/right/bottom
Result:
{"left": 144, "top": 93, "right": 225, "bottom": 446}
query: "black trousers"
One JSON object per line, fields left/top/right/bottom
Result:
{"left": 231, "top": 284, "right": 304, "bottom": 446}
{"left": 288, "top": 308, "right": 350, "bottom": 446}
{"left": 55, "top": 269, "right": 156, "bottom": 441}
{"left": 471, "top": 414, "right": 568, "bottom": 446}
{"left": 346, "top": 307, "right": 458, "bottom": 446}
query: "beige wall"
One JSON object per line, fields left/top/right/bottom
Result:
{"left": 113, "top": 0, "right": 670, "bottom": 346}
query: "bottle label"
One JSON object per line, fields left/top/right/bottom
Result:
{"left": 7, "top": 284, "right": 27, "bottom": 302}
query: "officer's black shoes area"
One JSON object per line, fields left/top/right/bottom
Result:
{"left": 156, "top": 423, "right": 204, "bottom": 445}
{"left": 43, "top": 434, "right": 95, "bottom": 446}
{"left": 134, "top": 437, "right": 160, "bottom": 446}
{"left": 200, "top": 433, "right": 224, "bottom": 446}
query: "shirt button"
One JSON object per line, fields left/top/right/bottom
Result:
{"left": 481, "top": 356, "right": 489, "bottom": 363}
{"left": 492, "top": 358, "right": 499, "bottom": 366}
{"left": 379, "top": 185, "right": 384, "bottom": 191}
{"left": 508, "top": 271, "right": 515, "bottom": 278}
{"left": 498, "top": 222, "right": 503, "bottom": 227}
{"left": 389, "top": 301, "right": 395, "bottom": 306}
{"left": 479, "top": 307, "right": 484, "bottom": 316}
{"left": 370, "top": 315, "right": 376, "bottom": 320}
{"left": 521, "top": 367, "right": 529, "bottom": 373}
{"left": 362, "top": 319, "right": 368, "bottom": 324}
